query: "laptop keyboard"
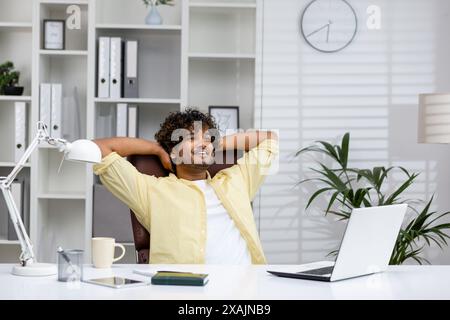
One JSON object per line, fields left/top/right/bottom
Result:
{"left": 297, "top": 266, "right": 334, "bottom": 276}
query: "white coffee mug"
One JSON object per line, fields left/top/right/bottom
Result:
{"left": 91, "top": 237, "right": 126, "bottom": 268}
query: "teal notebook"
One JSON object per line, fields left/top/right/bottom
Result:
{"left": 151, "top": 272, "right": 209, "bottom": 286}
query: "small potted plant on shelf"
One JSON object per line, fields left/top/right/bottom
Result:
{"left": 142, "top": 0, "right": 174, "bottom": 25}
{"left": 0, "top": 61, "right": 24, "bottom": 96}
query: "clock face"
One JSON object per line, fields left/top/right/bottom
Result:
{"left": 300, "top": 0, "right": 358, "bottom": 53}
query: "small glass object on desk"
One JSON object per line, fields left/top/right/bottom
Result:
{"left": 57, "top": 248, "right": 84, "bottom": 282}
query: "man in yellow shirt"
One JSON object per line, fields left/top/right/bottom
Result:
{"left": 93, "top": 108, "right": 278, "bottom": 264}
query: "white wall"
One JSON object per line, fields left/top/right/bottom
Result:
{"left": 255, "top": 0, "right": 450, "bottom": 264}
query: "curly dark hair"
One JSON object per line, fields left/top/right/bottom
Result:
{"left": 155, "top": 108, "right": 218, "bottom": 154}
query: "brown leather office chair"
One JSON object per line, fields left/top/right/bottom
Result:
{"left": 128, "top": 150, "right": 242, "bottom": 263}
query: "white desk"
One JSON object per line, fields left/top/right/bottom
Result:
{"left": 0, "top": 262, "right": 449, "bottom": 299}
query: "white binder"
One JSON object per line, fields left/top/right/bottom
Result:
{"left": 116, "top": 103, "right": 128, "bottom": 137}
{"left": 51, "top": 83, "right": 62, "bottom": 139}
{"left": 127, "top": 105, "right": 138, "bottom": 138}
{"left": 39, "top": 83, "right": 51, "bottom": 131}
{"left": 14, "top": 102, "right": 27, "bottom": 162}
{"left": 110, "top": 37, "right": 122, "bottom": 99}
{"left": 124, "top": 40, "right": 138, "bottom": 98}
{"left": 98, "top": 37, "right": 110, "bottom": 98}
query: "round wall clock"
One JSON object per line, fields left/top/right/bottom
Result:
{"left": 300, "top": 0, "right": 358, "bottom": 53}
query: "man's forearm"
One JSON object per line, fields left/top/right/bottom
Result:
{"left": 219, "top": 130, "right": 278, "bottom": 152}
{"left": 93, "top": 137, "right": 163, "bottom": 158}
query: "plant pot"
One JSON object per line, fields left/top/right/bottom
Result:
{"left": 145, "top": 4, "right": 163, "bottom": 25}
{"left": 3, "top": 86, "right": 24, "bottom": 96}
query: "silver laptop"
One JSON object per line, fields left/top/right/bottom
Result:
{"left": 267, "top": 204, "right": 408, "bottom": 282}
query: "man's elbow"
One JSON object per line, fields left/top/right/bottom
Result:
{"left": 92, "top": 139, "right": 112, "bottom": 158}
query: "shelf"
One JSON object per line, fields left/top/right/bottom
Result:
{"left": 96, "top": 24, "right": 181, "bottom": 31}
{"left": 37, "top": 193, "right": 86, "bottom": 200}
{"left": 94, "top": 98, "right": 181, "bottom": 104}
{"left": 0, "top": 240, "right": 20, "bottom": 245}
{"left": 0, "top": 162, "right": 31, "bottom": 167}
{"left": 189, "top": 53, "right": 256, "bottom": 60}
{"left": 0, "top": 96, "right": 31, "bottom": 102}
{"left": 39, "top": 0, "right": 89, "bottom": 4}
{"left": 0, "top": 22, "right": 32, "bottom": 28}
{"left": 189, "top": 2, "right": 256, "bottom": 9}
{"left": 39, "top": 50, "right": 88, "bottom": 56}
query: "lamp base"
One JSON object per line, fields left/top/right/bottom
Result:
{"left": 12, "top": 263, "right": 57, "bottom": 277}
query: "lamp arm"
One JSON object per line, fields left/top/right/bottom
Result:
{"left": 0, "top": 133, "right": 42, "bottom": 266}
{"left": 4, "top": 131, "right": 42, "bottom": 188}
{"left": 0, "top": 122, "right": 67, "bottom": 266}
{"left": 0, "top": 187, "right": 34, "bottom": 265}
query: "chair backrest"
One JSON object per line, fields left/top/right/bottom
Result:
{"left": 127, "top": 150, "right": 241, "bottom": 263}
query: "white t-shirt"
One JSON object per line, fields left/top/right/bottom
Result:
{"left": 193, "top": 179, "right": 252, "bottom": 265}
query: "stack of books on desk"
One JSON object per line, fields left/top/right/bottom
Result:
{"left": 151, "top": 272, "right": 209, "bottom": 286}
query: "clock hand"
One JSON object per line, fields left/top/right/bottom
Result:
{"left": 306, "top": 22, "right": 331, "bottom": 38}
{"left": 326, "top": 24, "right": 330, "bottom": 43}
{"left": 326, "top": 21, "right": 332, "bottom": 43}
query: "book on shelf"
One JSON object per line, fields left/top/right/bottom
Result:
{"left": 124, "top": 40, "right": 139, "bottom": 98}
{"left": 97, "top": 37, "right": 140, "bottom": 99}
{"left": 110, "top": 37, "right": 123, "bottom": 99}
{"left": 39, "top": 83, "right": 52, "bottom": 130}
{"left": 51, "top": 83, "right": 62, "bottom": 139}
{"left": 14, "top": 101, "right": 27, "bottom": 163}
{"left": 97, "top": 37, "right": 111, "bottom": 98}
{"left": 115, "top": 103, "right": 139, "bottom": 138}
{"left": 41, "top": 83, "right": 83, "bottom": 141}
{"left": 127, "top": 104, "right": 138, "bottom": 138}
{"left": 116, "top": 103, "right": 128, "bottom": 137}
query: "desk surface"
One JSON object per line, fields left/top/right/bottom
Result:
{"left": 1, "top": 262, "right": 449, "bottom": 299}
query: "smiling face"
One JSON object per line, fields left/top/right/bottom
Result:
{"left": 172, "top": 126, "right": 216, "bottom": 169}
{"left": 155, "top": 109, "right": 220, "bottom": 172}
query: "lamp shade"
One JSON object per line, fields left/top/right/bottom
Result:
{"left": 64, "top": 139, "right": 102, "bottom": 163}
{"left": 418, "top": 93, "right": 450, "bottom": 144}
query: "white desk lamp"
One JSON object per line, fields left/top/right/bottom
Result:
{"left": 418, "top": 93, "right": 450, "bottom": 144}
{"left": 0, "top": 121, "right": 101, "bottom": 276}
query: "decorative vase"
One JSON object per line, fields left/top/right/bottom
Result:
{"left": 145, "top": 4, "right": 163, "bottom": 25}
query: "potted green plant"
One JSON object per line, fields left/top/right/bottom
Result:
{"left": 142, "top": 0, "right": 175, "bottom": 25}
{"left": 0, "top": 61, "right": 24, "bottom": 96}
{"left": 296, "top": 132, "right": 450, "bottom": 264}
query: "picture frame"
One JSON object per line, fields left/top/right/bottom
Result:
{"left": 43, "top": 19, "right": 65, "bottom": 50}
{"left": 208, "top": 106, "right": 240, "bottom": 136}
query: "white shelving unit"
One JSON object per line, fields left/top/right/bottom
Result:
{"left": 0, "top": 0, "right": 259, "bottom": 263}
{"left": 0, "top": 0, "right": 33, "bottom": 252}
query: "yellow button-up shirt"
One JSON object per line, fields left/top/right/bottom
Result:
{"left": 93, "top": 139, "right": 278, "bottom": 264}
